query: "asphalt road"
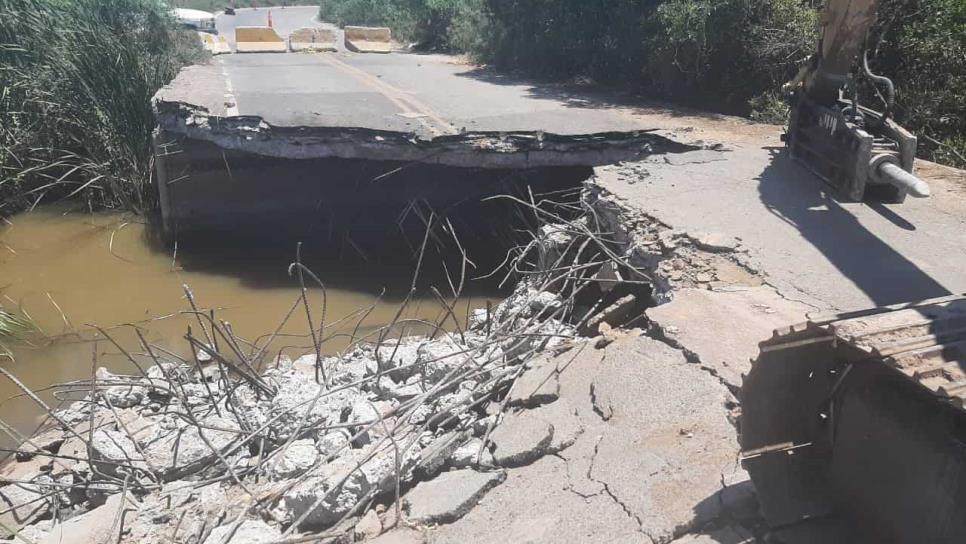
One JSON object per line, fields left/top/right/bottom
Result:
{"left": 156, "top": 6, "right": 966, "bottom": 313}
{"left": 161, "top": 5, "right": 643, "bottom": 137}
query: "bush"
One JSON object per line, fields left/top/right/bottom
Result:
{"left": 0, "top": 0, "right": 204, "bottom": 217}
{"left": 875, "top": 0, "right": 966, "bottom": 167}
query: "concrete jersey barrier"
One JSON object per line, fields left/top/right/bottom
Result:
{"left": 344, "top": 26, "right": 392, "bottom": 53}
{"left": 289, "top": 27, "right": 338, "bottom": 52}
{"left": 198, "top": 32, "right": 231, "bottom": 55}
{"left": 235, "top": 26, "right": 286, "bottom": 53}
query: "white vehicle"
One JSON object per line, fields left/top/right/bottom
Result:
{"left": 171, "top": 8, "right": 217, "bottom": 33}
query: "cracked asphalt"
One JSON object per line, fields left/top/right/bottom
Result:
{"left": 174, "top": 9, "right": 965, "bottom": 543}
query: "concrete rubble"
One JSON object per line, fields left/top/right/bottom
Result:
{"left": 403, "top": 469, "right": 506, "bottom": 524}
{"left": 0, "top": 183, "right": 813, "bottom": 543}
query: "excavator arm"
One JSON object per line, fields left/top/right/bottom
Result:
{"left": 783, "top": 0, "right": 930, "bottom": 201}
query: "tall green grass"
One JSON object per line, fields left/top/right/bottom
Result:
{"left": 0, "top": 307, "right": 34, "bottom": 359}
{"left": 0, "top": 0, "right": 206, "bottom": 218}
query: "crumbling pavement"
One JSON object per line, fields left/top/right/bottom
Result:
{"left": 0, "top": 182, "right": 813, "bottom": 544}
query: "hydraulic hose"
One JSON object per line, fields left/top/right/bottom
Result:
{"left": 862, "top": 50, "right": 896, "bottom": 127}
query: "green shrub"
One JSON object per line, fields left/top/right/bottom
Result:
{"left": 876, "top": 0, "right": 966, "bottom": 167}
{"left": 749, "top": 91, "right": 791, "bottom": 125}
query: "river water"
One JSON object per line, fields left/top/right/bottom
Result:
{"left": 0, "top": 206, "right": 499, "bottom": 450}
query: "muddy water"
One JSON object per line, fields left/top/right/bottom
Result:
{"left": 0, "top": 207, "right": 499, "bottom": 449}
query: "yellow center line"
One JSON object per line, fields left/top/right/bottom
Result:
{"left": 319, "top": 54, "right": 459, "bottom": 137}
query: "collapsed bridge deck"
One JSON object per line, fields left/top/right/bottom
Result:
{"left": 153, "top": 43, "right": 694, "bottom": 233}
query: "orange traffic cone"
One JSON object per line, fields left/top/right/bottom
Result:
{"left": 267, "top": 10, "right": 273, "bottom": 28}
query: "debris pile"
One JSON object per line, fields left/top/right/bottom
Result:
{"left": 0, "top": 190, "right": 661, "bottom": 543}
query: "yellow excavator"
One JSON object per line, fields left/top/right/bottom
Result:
{"left": 740, "top": 1, "right": 966, "bottom": 542}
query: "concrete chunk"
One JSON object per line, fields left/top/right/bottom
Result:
{"left": 272, "top": 445, "right": 415, "bottom": 530}
{"left": 354, "top": 508, "right": 383, "bottom": 540}
{"left": 646, "top": 286, "right": 808, "bottom": 391}
{"left": 448, "top": 438, "right": 495, "bottom": 469}
{"left": 0, "top": 479, "right": 53, "bottom": 538}
{"left": 528, "top": 399, "right": 583, "bottom": 453}
{"left": 202, "top": 519, "right": 282, "bottom": 544}
{"left": 580, "top": 294, "right": 640, "bottom": 335}
{"left": 404, "top": 469, "right": 506, "bottom": 524}
{"left": 489, "top": 413, "right": 553, "bottom": 467}
{"left": 268, "top": 439, "right": 318, "bottom": 480}
{"left": 506, "top": 359, "right": 559, "bottom": 408}
{"left": 37, "top": 493, "right": 127, "bottom": 544}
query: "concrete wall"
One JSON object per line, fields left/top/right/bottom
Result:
{"left": 154, "top": 130, "right": 591, "bottom": 238}
{"left": 235, "top": 26, "right": 286, "bottom": 53}
{"left": 344, "top": 26, "right": 392, "bottom": 53}
{"left": 289, "top": 27, "right": 337, "bottom": 52}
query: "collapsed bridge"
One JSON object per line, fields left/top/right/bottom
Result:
{"left": 152, "top": 48, "right": 694, "bottom": 236}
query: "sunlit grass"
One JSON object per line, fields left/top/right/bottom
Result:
{"left": 0, "top": 307, "right": 35, "bottom": 359}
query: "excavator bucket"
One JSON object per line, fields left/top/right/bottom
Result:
{"left": 741, "top": 295, "right": 966, "bottom": 542}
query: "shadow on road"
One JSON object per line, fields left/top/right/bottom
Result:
{"left": 454, "top": 66, "right": 731, "bottom": 122}
{"left": 756, "top": 148, "right": 950, "bottom": 306}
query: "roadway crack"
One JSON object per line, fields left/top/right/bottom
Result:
{"left": 585, "top": 435, "right": 653, "bottom": 541}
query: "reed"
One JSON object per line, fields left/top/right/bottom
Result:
{"left": 0, "top": 0, "right": 206, "bottom": 219}
{"left": 0, "top": 307, "right": 34, "bottom": 358}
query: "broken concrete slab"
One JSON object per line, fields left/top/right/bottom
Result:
{"left": 693, "top": 232, "right": 740, "bottom": 253}
{"left": 417, "top": 432, "right": 465, "bottom": 478}
{"left": 580, "top": 294, "right": 641, "bottom": 336}
{"left": 0, "top": 455, "right": 52, "bottom": 482}
{"left": 588, "top": 336, "right": 739, "bottom": 543}
{"left": 37, "top": 493, "right": 128, "bottom": 544}
{"left": 90, "top": 413, "right": 241, "bottom": 481}
{"left": 646, "top": 286, "right": 809, "bottom": 391}
{"left": 354, "top": 508, "right": 383, "bottom": 540}
{"left": 447, "top": 438, "right": 495, "bottom": 469}
{"left": 271, "top": 444, "right": 415, "bottom": 530}
{"left": 267, "top": 439, "right": 319, "bottom": 480}
{"left": 403, "top": 469, "right": 506, "bottom": 524}
{"left": 153, "top": 105, "right": 692, "bottom": 169}
{"left": 506, "top": 358, "right": 559, "bottom": 408}
{"left": 12, "top": 427, "right": 66, "bottom": 461}
{"left": 527, "top": 398, "right": 583, "bottom": 453}
{"left": 489, "top": 413, "right": 554, "bottom": 467}
{"left": 428, "top": 455, "right": 645, "bottom": 543}
{"left": 203, "top": 519, "right": 282, "bottom": 544}
{"left": 0, "top": 479, "right": 53, "bottom": 539}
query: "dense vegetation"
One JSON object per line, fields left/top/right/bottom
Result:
{"left": 319, "top": 0, "right": 965, "bottom": 167}
{"left": 0, "top": 0, "right": 205, "bottom": 218}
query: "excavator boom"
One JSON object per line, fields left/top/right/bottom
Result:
{"left": 784, "top": 0, "right": 930, "bottom": 201}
